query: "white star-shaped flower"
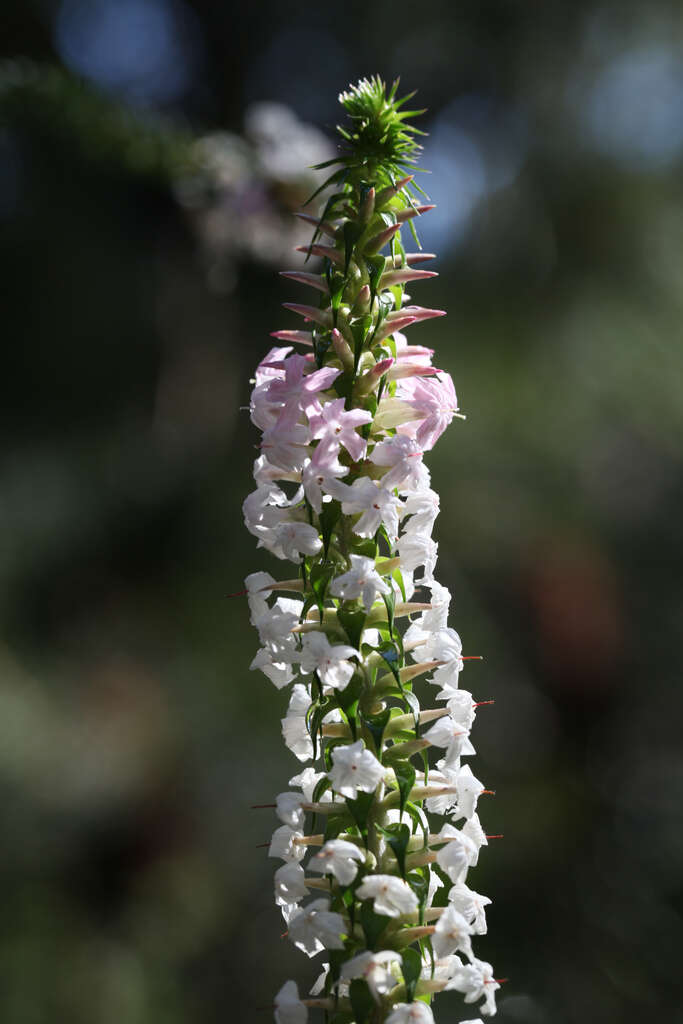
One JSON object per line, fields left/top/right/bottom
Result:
{"left": 281, "top": 684, "right": 314, "bottom": 762}
{"left": 444, "top": 957, "right": 499, "bottom": 1016}
{"left": 274, "top": 861, "right": 309, "bottom": 910}
{"left": 287, "top": 897, "right": 346, "bottom": 957}
{"left": 329, "top": 555, "right": 390, "bottom": 611}
{"left": 276, "top": 792, "right": 306, "bottom": 829}
{"left": 355, "top": 874, "right": 419, "bottom": 918}
{"left": 453, "top": 764, "right": 487, "bottom": 821}
{"left": 386, "top": 1002, "right": 435, "bottom": 1024}
{"left": 432, "top": 904, "right": 475, "bottom": 961}
{"left": 268, "top": 824, "right": 306, "bottom": 863}
{"left": 340, "top": 950, "right": 401, "bottom": 1002}
{"left": 434, "top": 824, "right": 478, "bottom": 884}
{"left": 274, "top": 980, "right": 308, "bottom": 1024}
{"left": 308, "top": 839, "right": 365, "bottom": 886}
{"left": 423, "top": 715, "right": 475, "bottom": 765}
{"left": 327, "top": 740, "right": 384, "bottom": 798}
{"left": 297, "top": 632, "right": 359, "bottom": 690}
{"left": 448, "top": 882, "right": 492, "bottom": 935}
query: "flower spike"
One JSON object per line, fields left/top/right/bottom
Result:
{"left": 243, "top": 76, "right": 502, "bottom": 1022}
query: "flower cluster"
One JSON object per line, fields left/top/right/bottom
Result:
{"left": 244, "top": 77, "right": 502, "bottom": 1024}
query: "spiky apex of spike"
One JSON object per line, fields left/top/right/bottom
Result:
{"left": 337, "top": 76, "right": 426, "bottom": 177}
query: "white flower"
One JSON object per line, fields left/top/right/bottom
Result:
{"left": 453, "top": 765, "right": 487, "bottom": 822}
{"left": 251, "top": 646, "right": 297, "bottom": 689}
{"left": 254, "top": 598, "right": 302, "bottom": 649}
{"left": 445, "top": 958, "right": 499, "bottom": 1015}
{"left": 282, "top": 685, "right": 314, "bottom": 761}
{"left": 424, "top": 765, "right": 459, "bottom": 816}
{"left": 432, "top": 904, "right": 475, "bottom": 961}
{"left": 269, "top": 824, "right": 306, "bottom": 863}
{"left": 446, "top": 689, "right": 476, "bottom": 730}
{"left": 289, "top": 766, "right": 328, "bottom": 802}
{"left": 415, "top": 626, "right": 463, "bottom": 695}
{"left": 288, "top": 898, "right": 346, "bottom": 956}
{"left": 448, "top": 882, "right": 491, "bottom": 935}
{"left": 327, "top": 740, "right": 384, "bottom": 798}
{"left": 244, "top": 570, "right": 275, "bottom": 622}
{"left": 274, "top": 862, "right": 309, "bottom": 909}
{"left": 434, "top": 825, "right": 478, "bottom": 884}
{"left": 297, "top": 632, "right": 358, "bottom": 689}
{"left": 386, "top": 1002, "right": 435, "bottom": 1024}
{"left": 329, "top": 555, "right": 390, "bottom": 611}
{"left": 370, "top": 435, "right": 426, "bottom": 491}
{"left": 272, "top": 521, "right": 322, "bottom": 561}
{"left": 423, "top": 715, "right": 475, "bottom": 764}
{"left": 327, "top": 476, "right": 400, "bottom": 539}
{"left": 276, "top": 792, "right": 306, "bottom": 829}
{"left": 462, "top": 814, "right": 488, "bottom": 866}
{"left": 308, "top": 839, "right": 365, "bottom": 886}
{"left": 395, "top": 531, "right": 438, "bottom": 577}
{"left": 355, "top": 874, "right": 419, "bottom": 917}
{"left": 340, "top": 950, "right": 401, "bottom": 1002}
{"left": 400, "top": 487, "right": 440, "bottom": 532}
{"left": 274, "top": 979, "right": 308, "bottom": 1024}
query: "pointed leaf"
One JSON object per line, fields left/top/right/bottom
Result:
{"left": 393, "top": 760, "right": 416, "bottom": 818}
{"left": 401, "top": 946, "right": 423, "bottom": 1003}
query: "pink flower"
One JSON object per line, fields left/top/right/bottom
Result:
{"left": 396, "top": 371, "right": 460, "bottom": 450}
{"left": 308, "top": 398, "right": 371, "bottom": 462}
{"left": 267, "top": 354, "right": 341, "bottom": 428}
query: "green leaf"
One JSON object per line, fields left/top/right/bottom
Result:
{"left": 312, "top": 776, "right": 332, "bottom": 804}
{"left": 338, "top": 605, "right": 367, "bottom": 650}
{"left": 361, "top": 705, "right": 392, "bottom": 755}
{"left": 349, "top": 979, "right": 375, "bottom": 1024}
{"left": 337, "top": 672, "right": 363, "bottom": 740}
{"left": 378, "top": 640, "right": 403, "bottom": 693}
{"left": 310, "top": 560, "right": 336, "bottom": 619}
{"left": 345, "top": 789, "right": 375, "bottom": 837}
{"left": 406, "top": 869, "right": 430, "bottom": 913}
{"left": 304, "top": 167, "right": 347, "bottom": 207}
{"left": 306, "top": 695, "right": 332, "bottom": 760}
{"left": 402, "top": 801, "right": 429, "bottom": 846}
{"left": 377, "top": 821, "right": 411, "bottom": 878}
{"left": 319, "top": 500, "right": 341, "bottom": 557}
{"left": 313, "top": 327, "right": 334, "bottom": 369}
{"left": 401, "top": 946, "right": 423, "bottom": 1003}
{"left": 323, "top": 812, "right": 352, "bottom": 842}
{"left": 393, "top": 761, "right": 416, "bottom": 818}
{"left": 360, "top": 899, "right": 389, "bottom": 950}
{"left": 343, "top": 220, "right": 362, "bottom": 274}
{"left": 351, "top": 537, "right": 378, "bottom": 559}
{"left": 366, "top": 252, "right": 385, "bottom": 301}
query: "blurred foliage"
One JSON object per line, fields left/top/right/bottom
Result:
{"left": 1, "top": 2, "right": 683, "bottom": 1023}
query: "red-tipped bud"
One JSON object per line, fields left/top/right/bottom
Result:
{"left": 359, "top": 186, "right": 375, "bottom": 222}
{"left": 331, "top": 328, "right": 354, "bottom": 373}
{"left": 293, "top": 211, "right": 337, "bottom": 238}
{"left": 374, "top": 315, "right": 418, "bottom": 343}
{"left": 282, "top": 303, "right": 332, "bottom": 328}
{"left": 269, "top": 330, "right": 313, "bottom": 346}
{"left": 279, "top": 270, "right": 329, "bottom": 294}
{"left": 396, "top": 203, "right": 436, "bottom": 224}
{"left": 380, "top": 268, "right": 439, "bottom": 288}
{"left": 375, "top": 174, "right": 414, "bottom": 208}
{"left": 389, "top": 305, "right": 447, "bottom": 324}
{"left": 352, "top": 283, "right": 372, "bottom": 313}
{"left": 365, "top": 221, "right": 402, "bottom": 254}
{"left": 295, "top": 243, "right": 344, "bottom": 266}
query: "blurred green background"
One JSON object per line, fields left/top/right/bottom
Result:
{"left": 2, "top": 1, "right": 683, "bottom": 1022}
